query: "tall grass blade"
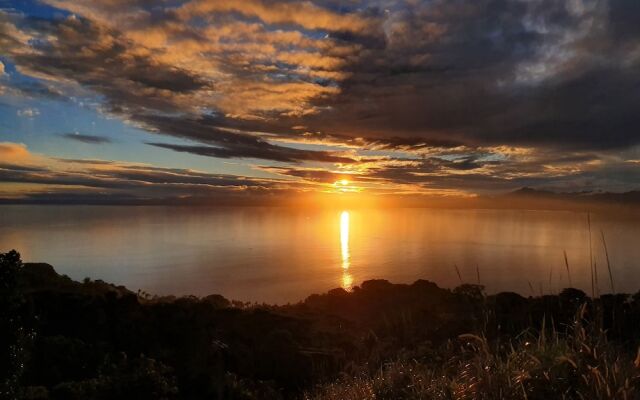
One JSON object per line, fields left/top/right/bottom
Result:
{"left": 476, "top": 264, "right": 481, "bottom": 285}
{"left": 587, "top": 213, "right": 595, "bottom": 298}
{"left": 563, "top": 250, "right": 572, "bottom": 287}
{"left": 600, "top": 230, "right": 615, "bottom": 293}
{"left": 454, "top": 264, "right": 463, "bottom": 285}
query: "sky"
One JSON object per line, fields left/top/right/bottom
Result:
{"left": 0, "top": 0, "right": 639, "bottom": 205}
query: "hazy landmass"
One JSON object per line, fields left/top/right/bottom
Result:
{"left": 1, "top": 188, "right": 639, "bottom": 215}
{"left": 2, "top": 251, "right": 639, "bottom": 399}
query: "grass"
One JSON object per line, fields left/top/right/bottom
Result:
{"left": 307, "top": 304, "right": 639, "bottom": 400}
{"left": 564, "top": 250, "right": 573, "bottom": 288}
{"left": 601, "top": 230, "right": 615, "bottom": 294}
{"left": 588, "top": 213, "right": 595, "bottom": 298}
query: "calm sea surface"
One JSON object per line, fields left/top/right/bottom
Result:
{"left": 1, "top": 206, "right": 639, "bottom": 303}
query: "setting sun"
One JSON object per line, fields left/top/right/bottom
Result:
{"left": 328, "top": 178, "right": 363, "bottom": 195}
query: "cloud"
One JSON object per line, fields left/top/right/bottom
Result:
{"left": 0, "top": 141, "right": 637, "bottom": 204}
{"left": 16, "top": 107, "right": 39, "bottom": 118}
{"left": 0, "top": 142, "right": 314, "bottom": 203}
{"left": 146, "top": 141, "right": 357, "bottom": 164}
{"left": 0, "top": 78, "right": 68, "bottom": 101}
{"left": 54, "top": 158, "right": 115, "bottom": 165}
{"left": 257, "top": 144, "right": 640, "bottom": 195}
{"left": 0, "top": 163, "right": 48, "bottom": 172}
{"left": 0, "top": 142, "right": 45, "bottom": 165}
{"left": 130, "top": 113, "right": 360, "bottom": 163}
{"left": 0, "top": 142, "right": 29, "bottom": 157}
{"left": 61, "top": 133, "right": 112, "bottom": 144}
{"left": 0, "top": 10, "right": 361, "bottom": 162}
{"left": 294, "top": 0, "right": 640, "bottom": 153}
{"left": 260, "top": 166, "right": 349, "bottom": 184}
{"left": 175, "top": 0, "right": 377, "bottom": 33}
{"left": 1, "top": 0, "right": 639, "bottom": 194}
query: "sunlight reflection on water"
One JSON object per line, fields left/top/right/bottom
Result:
{"left": 2, "top": 206, "right": 640, "bottom": 303}
{"left": 340, "top": 211, "right": 353, "bottom": 290}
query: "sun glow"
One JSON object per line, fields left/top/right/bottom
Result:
{"left": 342, "top": 270, "right": 353, "bottom": 290}
{"left": 340, "top": 210, "right": 353, "bottom": 289}
{"left": 330, "top": 178, "right": 361, "bottom": 194}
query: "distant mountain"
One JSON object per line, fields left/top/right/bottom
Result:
{"left": 497, "top": 187, "right": 640, "bottom": 211}
{"left": 508, "top": 187, "right": 640, "bottom": 203}
{"left": 588, "top": 191, "right": 640, "bottom": 203}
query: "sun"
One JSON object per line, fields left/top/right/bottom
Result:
{"left": 325, "top": 177, "right": 362, "bottom": 195}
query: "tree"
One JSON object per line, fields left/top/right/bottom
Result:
{"left": 0, "top": 250, "right": 32, "bottom": 398}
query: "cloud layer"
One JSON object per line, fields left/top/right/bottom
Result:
{"left": 0, "top": 142, "right": 314, "bottom": 204}
{"left": 0, "top": 0, "right": 639, "bottom": 199}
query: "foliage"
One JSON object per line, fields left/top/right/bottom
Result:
{"left": 307, "top": 313, "right": 640, "bottom": 399}
{"left": 1, "top": 250, "right": 35, "bottom": 399}
{"left": 2, "top": 250, "right": 640, "bottom": 399}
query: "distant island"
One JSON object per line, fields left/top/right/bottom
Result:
{"left": 2, "top": 250, "right": 639, "bottom": 399}
{"left": 1, "top": 188, "right": 639, "bottom": 214}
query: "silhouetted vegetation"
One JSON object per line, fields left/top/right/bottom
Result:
{"left": 2, "top": 250, "right": 640, "bottom": 399}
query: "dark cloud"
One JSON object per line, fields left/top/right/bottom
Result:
{"left": 147, "top": 141, "right": 357, "bottom": 164}
{"left": 135, "top": 114, "right": 357, "bottom": 163}
{"left": 0, "top": 78, "right": 68, "bottom": 101}
{"left": 366, "top": 137, "right": 466, "bottom": 151}
{"left": 61, "top": 133, "right": 112, "bottom": 144}
{"left": 1, "top": 0, "right": 639, "bottom": 194}
{"left": 299, "top": 0, "right": 640, "bottom": 152}
{"left": 54, "top": 158, "right": 116, "bottom": 165}
{"left": 0, "top": 160, "right": 295, "bottom": 197}
{"left": 609, "top": 0, "right": 640, "bottom": 40}
{"left": 88, "top": 165, "right": 265, "bottom": 187}
{"left": 0, "top": 163, "right": 49, "bottom": 172}
{"left": 355, "top": 155, "right": 640, "bottom": 194}
{"left": 0, "top": 153, "right": 325, "bottom": 204}
{"left": 262, "top": 154, "right": 498, "bottom": 187}
{"left": 0, "top": 190, "right": 145, "bottom": 205}
{"left": 14, "top": 16, "right": 208, "bottom": 97}
{"left": 0, "top": 17, "right": 208, "bottom": 117}
{"left": 0, "top": 168, "right": 137, "bottom": 189}
{"left": 260, "top": 166, "right": 345, "bottom": 183}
